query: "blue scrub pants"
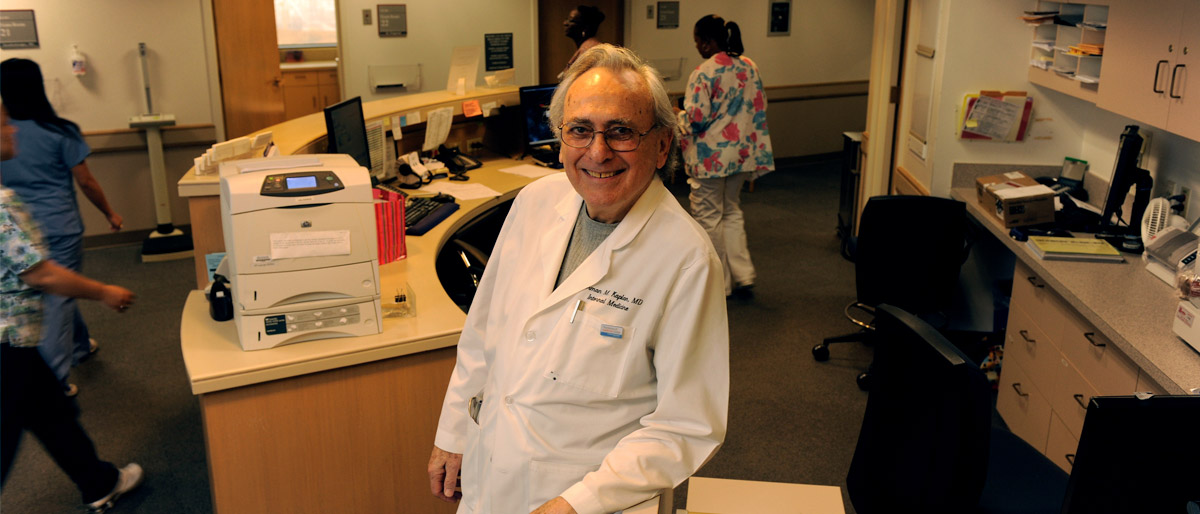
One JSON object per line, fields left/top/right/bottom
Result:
{"left": 37, "top": 234, "right": 92, "bottom": 385}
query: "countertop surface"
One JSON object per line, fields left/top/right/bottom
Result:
{"left": 952, "top": 187, "right": 1200, "bottom": 394}
{"left": 280, "top": 61, "right": 337, "bottom": 71}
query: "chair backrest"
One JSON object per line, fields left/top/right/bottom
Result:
{"left": 1061, "top": 394, "right": 1200, "bottom": 514}
{"left": 855, "top": 196, "right": 968, "bottom": 313}
{"left": 846, "top": 304, "right": 992, "bottom": 514}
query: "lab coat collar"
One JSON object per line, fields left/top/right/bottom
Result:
{"left": 536, "top": 177, "right": 667, "bottom": 311}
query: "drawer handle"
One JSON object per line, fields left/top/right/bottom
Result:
{"left": 1012, "top": 383, "right": 1029, "bottom": 398}
{"left": 1019, "top": 330, "right": 1036, "bottom": 343}
{"left": 1066, "top": 454, "right": 1075, "bottom": 466}
{"left": 1073, "top": 394, "right": 1088, "bottom": 409}
{"left": 1083, "top": 332, "right": 1105, "bottom": 347}
{"left": 1026, "top": 276, "right": 1044, "bottom": 288}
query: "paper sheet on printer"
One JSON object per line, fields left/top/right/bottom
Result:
{"left": 269, "top": 230, "right": 351, "bottom": 260}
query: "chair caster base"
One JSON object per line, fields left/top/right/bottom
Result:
{"left": 812, "top": 344, "right": 830, "bottom": 361}
{"left": 857, "top": 372, "right": 872, "bottom": 391}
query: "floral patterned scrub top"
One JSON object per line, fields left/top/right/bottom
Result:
{"left": 677, "top": 52, "right": 775, "bottom": 179}
{"left": 0, "top": 187, "right": 48, "bottom": 347}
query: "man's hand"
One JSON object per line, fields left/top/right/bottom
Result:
{"left": 100, "top": 285, "right": 135, "bottom": 312}
{"left": 427, "top": 446, "right": 463, "bottom": 503}
{"left": 530, "top": 496, "right": 578, "bottom": 514}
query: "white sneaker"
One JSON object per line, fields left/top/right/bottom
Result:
{"left": 87, "top": 463, "right": 144, "bottom": 513}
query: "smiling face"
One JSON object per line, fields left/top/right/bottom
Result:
{"left": 559, "top": 67, "right": 670, "bottom": 224}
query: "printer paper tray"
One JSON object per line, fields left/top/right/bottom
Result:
{"left": 235, "top": 260, "right": 380, "bottom": 312}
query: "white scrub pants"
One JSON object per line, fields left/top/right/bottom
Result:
{"left": 688, "top": 173, "right": 755, "bottom": 295}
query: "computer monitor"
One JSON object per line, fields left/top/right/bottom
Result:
{"left": 519, "top": 84, "right": 558, "bottom": 148}
{"left": 323, "top": 96, "right": 372, "bottom": 170}
{"left": 1061, "top": 394, "right": 1200, "bottom": 514}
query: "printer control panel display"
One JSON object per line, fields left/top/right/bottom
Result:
{"left": 260, "top": 171, "right": 345, "bottom": 197}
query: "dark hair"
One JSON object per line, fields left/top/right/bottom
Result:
{"left": 694, "top": 14, "right": 744, "bottom": 57}
{"left": 575, "top": 5, "right": 606, "bottom": 36}
{"left": 0, "top": 58, "right": 81, "bottom": 137}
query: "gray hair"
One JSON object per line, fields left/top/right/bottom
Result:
{"left": 548, "top": 44, "right": 679, "bottom": 178}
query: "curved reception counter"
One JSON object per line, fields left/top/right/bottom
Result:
{"left": 177, "top": 87, "right": 555, "bottom": 513}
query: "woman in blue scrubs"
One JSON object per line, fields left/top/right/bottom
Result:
{"left": 0, "top": 58, "right": 123, "bottom": 394}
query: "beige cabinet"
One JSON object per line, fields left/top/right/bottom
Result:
{"left": 998, "top": 262, "right": 1154, "bottom": 473}
{"left": 1097, "top": 0, "right": 1200, "bottom": 141}
{"left": 282, "top": 69, "right": 341, "bottom": 120}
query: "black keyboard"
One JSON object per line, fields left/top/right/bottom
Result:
{"left": 404, "top": 196, "right": 459, "bottom": 236}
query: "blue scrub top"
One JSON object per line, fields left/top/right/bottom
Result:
{"left": 0, "top": 119, "right": 90, "bottom": 237}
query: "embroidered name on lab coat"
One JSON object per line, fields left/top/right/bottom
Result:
{"left": 584, "top": 286, "right": 645, "bottom": 313}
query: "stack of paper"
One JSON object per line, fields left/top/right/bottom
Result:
{"left": 1026, "top": 236, "right": 1124, "bottom": 262}
{"left": 1067, "top": 44, "right": 1104, "bottom": 56}
{"left": 374, "top": 188, "right": 407, "bottom": 264}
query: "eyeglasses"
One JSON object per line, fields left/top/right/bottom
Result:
{"left": 559, "top": 124, "right": 657, "bottom": 152}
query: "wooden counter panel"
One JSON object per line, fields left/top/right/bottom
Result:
{"left": 201, "top": 346, "right": 457, "bottom": 514}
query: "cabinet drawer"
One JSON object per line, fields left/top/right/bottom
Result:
{"left": 1005, "top": 303, "right": 1063, "bottom": 389}
{"left": 997, "top": 359, "right": 1052, "bottom": 452}
{"left": 1045, "top": 412, "right": 1079, "bottom": 474}
{"left": 1048, "top": 356, "right": 1096, "bottom": 438}
{"left": 1059, "top": 310, "right": 1140, "bottom": 395}
{"left": 282, "top": 71, "right": 319, "bottom": 87}
{"left": 1011, "top": 263, "right": 1067, "bottom": 346}
{"left": 318, "top": 70, "right": 339, "bottom": 85}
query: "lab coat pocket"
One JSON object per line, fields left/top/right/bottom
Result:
{"left": 543, "top": 311, "right": 636, "bottom": 398}
{"left": 527, "top": 459, "right": 598, "bottom": 512}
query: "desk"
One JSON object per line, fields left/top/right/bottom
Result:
{"left": 952, "top": 188, "right": 1200, "bottom": 394}
{"left": 180, "top": 158, "right": 551, "bottom": 513}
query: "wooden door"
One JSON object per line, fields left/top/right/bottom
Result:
{"left": 213, "top": 0, "right": 286, "bottom": 138}
{"left": 537, "top": 0, "right": 625, "bottom": 85}
{"left": 1166, "top": 1, "right": 1200, "bottom": 140}
{"left": 1095, "top": 0, "right": 1182, "bottom": 130}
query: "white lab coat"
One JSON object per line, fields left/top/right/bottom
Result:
{"left": 434, "top": 174, "right": 729, "bottom": 514}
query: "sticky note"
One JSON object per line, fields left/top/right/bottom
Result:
{"left": 463, "top": 100, "right": 482, "bottom": 117}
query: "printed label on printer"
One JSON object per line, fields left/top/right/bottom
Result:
{"left": 253, "top": 255, "right": 274, "bottom": 266}
{"left": 265, "top": 315, "right": 288, "bottom": 335}
{"left": 1177, "top": 305, "right": 1194, "bottom": 328}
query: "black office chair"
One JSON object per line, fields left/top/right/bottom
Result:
{"left": 812, "top": 195, "right": 971, "bottom": 389}
{"left": 847, "top": 304, "right": 1067, "bottom": 514}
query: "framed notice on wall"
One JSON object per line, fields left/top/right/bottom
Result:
{"left": 657, "top": 2, "right": 679, "bottom": 29}
{"left": 768, "top": 0, "right": 791, "bottom": 36}
{"left": 0, "top": 10, "right": 39, "bottom": 49}
{"left": 484, "top": 33, "right": 513, "bottom": 72}
{"left": 378, "top": 4, "right": 407, "bottom": 37}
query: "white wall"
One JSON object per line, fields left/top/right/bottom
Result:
{"left": 930, "top": 0, "right": 1200, "bottom": 215}
{"left": 337, "top": 0, "right": 538, "bottom": 101}
{"left": 924, "top": 0, "right": 1090, "bottom": 197}
{"left": 0, "top": 1, "right": 218, "bottom": 238}
{"left": 0, "top": 0, "right": 216, "bottom": 131}
{"left": 624, "top": 0, "right": 876, "bottom": 91}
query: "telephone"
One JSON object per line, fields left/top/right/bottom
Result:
{"left": 436, "top": 145, "right": 482, "bottom": 176}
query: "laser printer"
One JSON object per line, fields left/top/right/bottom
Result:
{"left": 218, "top": 154, "right": 382, "bottom": 350}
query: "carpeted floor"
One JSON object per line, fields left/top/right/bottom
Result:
{"left": 1, "top": 155, "right": 874, "bottom": 513}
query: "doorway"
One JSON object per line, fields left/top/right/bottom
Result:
{"left": 537, "top": 0, "right": 625, "bottom": 85}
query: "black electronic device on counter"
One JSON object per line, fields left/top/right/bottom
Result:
{"left": 1091, "top": 125, "right": 1153, "bottom": 254}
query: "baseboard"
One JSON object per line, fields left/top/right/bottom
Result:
{"left": 83, "top": 225, "right": 193, "bottom": 250}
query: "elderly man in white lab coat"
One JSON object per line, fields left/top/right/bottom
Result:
{"left": 428, "top": 44, "right": 729, "bottom": 514}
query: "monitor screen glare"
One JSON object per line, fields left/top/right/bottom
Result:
{"left": 519, "top": 85, "right": 558, "bottom": 147}
{"left": 324, "top": 97, "right": 372, "bottom": 170}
